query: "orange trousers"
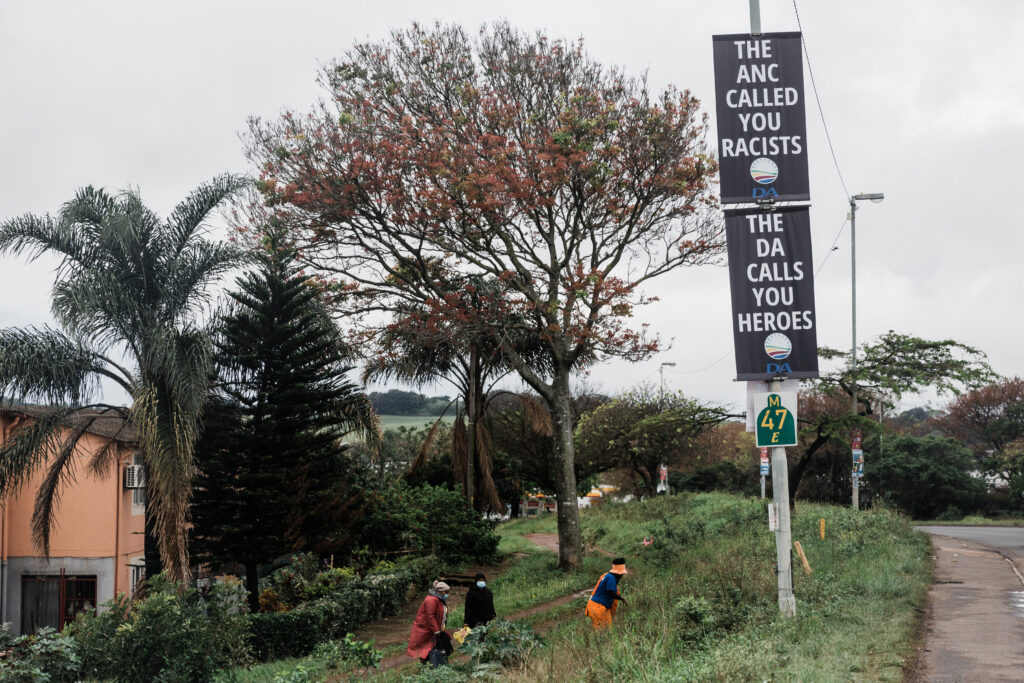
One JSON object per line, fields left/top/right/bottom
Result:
{"left": 584, "top": 599, "right": 617, "bottom": 629}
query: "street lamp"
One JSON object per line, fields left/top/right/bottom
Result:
{"left": 659, "top": 362, "right": 676, "bottom": 404}
{"left": 849, "top": 191, "right": 884, "bottom": 510}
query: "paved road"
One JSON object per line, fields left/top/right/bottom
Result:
{"left": 914, "top": 527, "right": 1024, "bottom": 681}
{"left": 916, "top": 526, "right": 1024, "bottom": 560}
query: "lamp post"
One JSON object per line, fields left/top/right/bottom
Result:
{"left": 849, "top": 192, "right": 884, "bottom": 509}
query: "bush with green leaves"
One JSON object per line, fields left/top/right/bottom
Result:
{"left": 0, "top": 625, "right": 79, "bottom": 682}
{"left": 249, "top": 555, "right": 441, "bottom": 660}
{"left": 261, "top": 555, "right": 357, "bottom": 609}
{"left": 359, "top": 481, "right": 500, "bottom": 564}
{"left": 865, "top": 434, "right": 986, "bottom": 518}
{"left": 313, "top": 633, "right": 382, "bottom": 670}
{"left": 460, "top": 619, "right": 541, "bottom": 667}
{"left": 69, "top": 574, "right": 250, "bottom": 682}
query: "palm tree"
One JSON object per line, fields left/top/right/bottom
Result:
{"left": 0, "top": 175, "right": 247, "bottom": 582}
{"left": 364, "top": 275, "right": 547, "bottom": 512}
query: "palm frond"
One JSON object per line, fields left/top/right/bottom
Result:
{"left": 166, "top": 174, "right": 249, "bottom": 255}
{"left": 518, "top": 394, "right": 553, "bottom": 436}
{"left": 0, "top": 327, "right": 111, "bottom": 404}
{"left": 31, "top": 419, "right": 94, "bottom": 556}
{"left": 451, "top": 416, "right": 468, "bottom": 497}
{"left": 0, "top": 410, "right": 73, "bottom": 498}
{"left": 475, "top": 424, "right": 503, "bottom": 511}
{"left": 409, "top": 416, "right": 444, "bottom": 474}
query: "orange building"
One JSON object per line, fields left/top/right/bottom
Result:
{"left": 0, "top": 407, "right": 144, "bottom": 634}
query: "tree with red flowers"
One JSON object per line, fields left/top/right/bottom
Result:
{"left": 244, "top": 22, "right": 721, "bottom": 569}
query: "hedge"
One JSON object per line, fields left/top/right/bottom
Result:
{"left": 249, "top": 555, "right": 441, "bottom": 660}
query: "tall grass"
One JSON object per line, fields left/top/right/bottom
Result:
{"left": 498, "top": 493, "right": 931, "bottom": 682}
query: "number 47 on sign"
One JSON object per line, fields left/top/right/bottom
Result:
{"left": 755, "top": 392, "right": 798, "bottom": 447}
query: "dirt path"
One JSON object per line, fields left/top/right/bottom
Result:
{"left": 345, "top": 535, "right": 596, "bottom": 678}
{"left": 524, "top": 532, "right": 614, "bottom": 557}
{"left": 913, "top": 533, "right": 1024, "bottom": 681}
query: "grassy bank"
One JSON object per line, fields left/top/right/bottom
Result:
{"left": 497, "top": 494, "right": 932, "bottom": 682}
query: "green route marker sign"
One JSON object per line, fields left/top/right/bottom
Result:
{"left": 755, "top": 392, "right": 798, "bottom": 447}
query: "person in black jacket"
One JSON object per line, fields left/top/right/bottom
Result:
{"left": 463, "top": 573, "right": 496, "bottom": 629}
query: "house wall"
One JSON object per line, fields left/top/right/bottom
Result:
{"left": 0, "top": 415, "right": 143, "bottom": 633}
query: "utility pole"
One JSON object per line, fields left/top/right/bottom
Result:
{"left": 768, "top": 377, "right": 796, "bottom": 617}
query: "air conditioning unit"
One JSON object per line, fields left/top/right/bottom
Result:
{"left": 124, "top": 465, "right": 146, "bottom": 490}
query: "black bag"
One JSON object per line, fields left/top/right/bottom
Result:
{"left": 436, "top": 630, "right": 454, "bottom": 655}
{"left": 427, "top": 646, "right": 448, "bottom": 668}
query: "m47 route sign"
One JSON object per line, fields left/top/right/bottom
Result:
{"left": 755, "top": 392, "right": 798, "bottom": 447}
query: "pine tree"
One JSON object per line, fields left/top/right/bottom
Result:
{"left": 192, "top": 233, "right": 378, "bottom": 611}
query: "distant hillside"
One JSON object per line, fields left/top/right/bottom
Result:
{"left": 369, "top": 389, "right": 452, "bottom": 416}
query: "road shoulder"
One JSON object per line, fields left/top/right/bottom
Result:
{"left": 915, "top": 533, "right": 1024, "bottom": 682}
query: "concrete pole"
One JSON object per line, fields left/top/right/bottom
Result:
{"left": 749, "top": 0, "right": 762, "bottom": 35}
{"left": 770, "top": 378, "right": 796, "bottom": 616}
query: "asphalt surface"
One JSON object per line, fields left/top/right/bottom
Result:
{"left": 916, "top": 526, "right": 1024, "bottom": 560}
{"left": 915, "top": 527, "right": 1024, "bottom": 681}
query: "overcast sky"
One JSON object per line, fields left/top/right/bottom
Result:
{"left": 1, "top": 0, "right": 1020, "bottom": 413}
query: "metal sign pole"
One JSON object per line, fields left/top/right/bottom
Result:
{"left": 769, "top": 377, "right": 796, "bottom": 616}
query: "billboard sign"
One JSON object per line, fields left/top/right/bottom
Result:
{"left": 726, "top": 207, "right": 819, "bottom": 379}
{"left": 713, "top": 32, "right": 809, "bottom": 204}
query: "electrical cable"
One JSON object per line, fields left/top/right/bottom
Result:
{"left": 792, "top": 0, "right": 850, "bottom": 200}
{"left": 814, "top": 215, "right": 849, "bottom": 277}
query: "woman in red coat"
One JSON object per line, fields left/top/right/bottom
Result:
{"left": 406, "top": 580, "right": 451, "bottom": 663}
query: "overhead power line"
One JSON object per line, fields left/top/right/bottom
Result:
{"left": 792, "top": 0, "right": 850, "bottom": 200}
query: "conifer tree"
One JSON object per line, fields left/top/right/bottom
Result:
{"left": 192, "top": 233, "right": 378, "bottom": 611}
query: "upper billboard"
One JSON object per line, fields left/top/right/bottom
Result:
{"left": 712, "top": 32, "right": 809, "bottom": 205}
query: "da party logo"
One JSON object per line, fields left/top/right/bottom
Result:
{"left": 749, "top": 157, "right": 779, "bottom": 184}
{"left": 764, "top": 333, "right": 791, "bottom": 360}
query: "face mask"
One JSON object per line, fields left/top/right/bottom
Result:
{"left": 476, "top": 581, "right": 486, "bottom": 589}
{"left": 440, "top": 594, "right": 449, "bottom": 601}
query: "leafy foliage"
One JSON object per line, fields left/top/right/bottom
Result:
{"left": 0, "top": 625, "right": 79, "bottom": 683}
{"left": 247, "top": 555, "right": 440, "bottom": 661}
{"left": 574, "top": 387, "right": 731, "bottom": 496}
{"left": 359, "top": 481, "right": 499, "bottom": 564}
{"left": 312, "top": 633, "right": 383, "bottom": 670}
{"left": 461, "top": 619, "right": 542, "bottom": 667}
{"left": 864, "top": 435, "right": 986, "bottom": 518}
{"left": 70, "top": 574, "right": 251, "bottom": 682}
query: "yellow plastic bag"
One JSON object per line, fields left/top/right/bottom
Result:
{"left": 452, "top": 626, "right": 472, "bottom": 646}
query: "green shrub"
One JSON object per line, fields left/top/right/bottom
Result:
{"left": 70, "top": 574, "right": 250, "bottom": 682}
{"left": 669, "top": 460, "right": 760, "bottom": 496}
{"left": 0, "top": 626, "right": 79, "bottom": 682}
{"left": 865, "top": 435, "right": 986, "bottom": 518}
{"left": 249, "top": 555, "right": 441, "bottom": 660}
{"left": 270, "top": 662, "right": 318, "bottom": 683}
{"left": 360, "top": 481, "right": 500, "bottom": 564}
{"left": 461, "top": 619, "right": 541, "bottom": 667}
{"left": 313, "top": 633, "right": 382, "bottom": 670}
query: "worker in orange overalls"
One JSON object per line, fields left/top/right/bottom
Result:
{"left": 584, "top": 558, "right": 627, "bottom": 629}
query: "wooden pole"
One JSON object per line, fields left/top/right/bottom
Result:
{"left": 793, "top": 541, "right": 812, "bottom": 575}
